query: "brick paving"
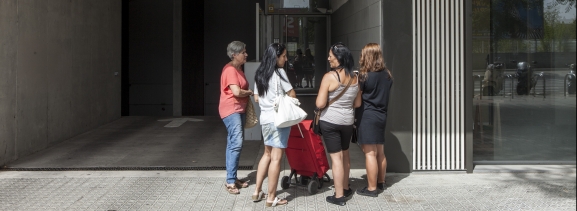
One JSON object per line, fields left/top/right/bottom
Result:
{"left": 0, "top": 170, "right": 575, "bottom": 211}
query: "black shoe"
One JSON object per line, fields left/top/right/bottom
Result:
{"left": 344, "top": 188, "right": 354, "bottom": 198}
{"left": 377, "top": 182, "right": 386, "bottom": 191}
{"left": 356, "top": 187, "right": 378, "bottom": 197}
{"left": 326, "top": 195, "right": 346, "bottom": 206}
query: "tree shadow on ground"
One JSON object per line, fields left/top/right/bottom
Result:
{"left": 480, "top": 166, "right": 577, "bottom": 200}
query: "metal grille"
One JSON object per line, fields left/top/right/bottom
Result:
{"left": 413, "top": 0, "right": 465, "bottom": 170}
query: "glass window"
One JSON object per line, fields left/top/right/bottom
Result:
{"left": 472, "top": 0, "right": 576, "bottom": 162}
{"left": 260, "top": 15, "right": 329, "bottom": 93}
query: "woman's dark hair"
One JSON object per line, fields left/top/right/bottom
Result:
{"left": 255, "top": 43, "right": 288, "bottom": 96}
{"left": 330, "top": 42, "right": 355, "bottom": 78}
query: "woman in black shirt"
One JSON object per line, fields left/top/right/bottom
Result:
{"left": 354, "top": 43, "right": 393, "bottom": 197}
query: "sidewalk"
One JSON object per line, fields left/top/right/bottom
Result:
{"left": 1, "top": 168, "right": 575, "bottom": 210}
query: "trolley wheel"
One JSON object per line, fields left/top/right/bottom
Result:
{"left": 299, "top": 175, "right": 310, "bottom": 185}
{"left": 281, "top": 176, "right": 290, "bottom": 190}
{"left": 307, "top": 179, "right": 319, "bottom": 194}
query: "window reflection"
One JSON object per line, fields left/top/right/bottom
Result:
{"left": 472, "top": 0, "right": 576, "bottom": 162}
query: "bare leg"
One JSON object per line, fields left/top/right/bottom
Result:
{"left": 362, "top": 144, "right": 378, "bottom": 191}
{"left": 342, "top": 149, "right": 351, "bottom": 190}
{"left": 329, "top": 151, "right": 344, "bottom": 198}
{"left": 254, "top": 146, "right": 272, "bottom": 196}
{"left": 377, "top": 144, "right": 387, "bottom": 184}
{"left": 266, "top": 147, "right": 285, "bottom": 201}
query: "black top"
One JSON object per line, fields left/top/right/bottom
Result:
{"left": 359, "top": 70, "right": 393, "bottom": 114}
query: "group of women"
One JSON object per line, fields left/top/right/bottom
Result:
{"left": 218, "top": 41, "right": 393, "bottom": 207}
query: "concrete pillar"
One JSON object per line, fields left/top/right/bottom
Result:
{"left": 173, "top": 0, "right": 182, "bottom": 116}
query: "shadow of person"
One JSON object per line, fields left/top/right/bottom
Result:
{"left": 274, "top": 176, "right": 335, "bottom": 201}
{"left": 356, "top": 173, "right": 409, "bottom": 190}
{"left": 351, "top": 131, "right": 412, "bottom": 189}
{"left": 239, "top": 170, "right": 258, "bottom": 185}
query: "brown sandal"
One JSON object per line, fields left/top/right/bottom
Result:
{"left": 235, "top": 179, "right": 249, "bottom": 188}
{"left": 225, "top": 184, "right": 240, "bottom": 194}
{"left": 252, "top": 191, "right": 266, "bottom": 202}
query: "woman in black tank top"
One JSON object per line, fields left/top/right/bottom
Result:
{"left": 355, "top": 43, "right": 393, "bottom": 197}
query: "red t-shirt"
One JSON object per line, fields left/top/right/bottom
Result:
{"left": 219, "top": 64, "right": 249, "bottom": 119}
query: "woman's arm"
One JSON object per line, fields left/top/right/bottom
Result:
{"left": 354, "top": 90, "right": 362, "bottom": 108}
{"left": 287, "top": 89, "right": 296, "bottom": 98}
{"left": 229, "top": 85, "right": 253, "bottom": 97}
{"left": 253, "top": 94, "right": 259, "bottom": 103}
{"left": 315, "top": 73, "right": 334, "bottom": 109}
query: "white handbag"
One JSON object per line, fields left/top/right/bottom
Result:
{"left": 273, "top": 72, "right": 307, "bottom": 128}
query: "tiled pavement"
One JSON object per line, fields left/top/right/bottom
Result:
{"left": 0, "top": 169, "right": 575, "bottom": 211}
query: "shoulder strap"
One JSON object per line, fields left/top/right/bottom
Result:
{"left": 332, "top": 70, "right": 341, "bottom": 82}
{"left": 275, "top": 71, "right": 283, "bottom": 96}
{"left": 327, "top": 74, "right": 354, "bottom": 107}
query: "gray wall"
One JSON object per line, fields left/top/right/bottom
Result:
{"left": 331, "top": 0, "right": 382, "bottom": 64}
{"left": 128, "top": 0, "right": 174, "bottom": 116}
{"left": 331, "top": 0, "right": 413, "bottom": 173}
{"left": 381, "top": 0, "right": 413, "bottom": 173}
{"left": 0, "top": 0, "right": 121, "bottom": 166}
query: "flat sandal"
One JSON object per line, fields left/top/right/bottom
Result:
{"left": 224, "top": 184, "right": 240, "bottom": 194}
{"left": 235, "top": 179, "right": 250, "bottom": 188}
{"left": 265, "top": 197, "right": 288, "bottom": 207}
{"left": 252, "top": 191, "right": 266, "bottom": 202}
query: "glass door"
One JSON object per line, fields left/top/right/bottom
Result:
{"left": 260, "top": 15, "right": 330, "bottom": 93}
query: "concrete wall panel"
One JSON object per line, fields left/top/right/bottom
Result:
{"left": 204, "top": 0, "right": 256, "bottom": 116}
{"left": 331, "top": 0, "right": 382, "bottom": 51}
{"left": 0, "top": 0, "right": 18, "bottom": 165}
{"left": 332, "top": 0, "right": 414, "bottom": 173}
{"left": 128, "top": 0, "right": 174, "bottom": 116}
{"left": 0, "top": 0, "right": 121, "bottom": 166}
{"left": 382, "top": 0, "right": 413, "bottom": 173}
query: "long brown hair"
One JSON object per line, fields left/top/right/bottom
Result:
{"left": 358, "top": 43, "right": 392, "bottom": 82}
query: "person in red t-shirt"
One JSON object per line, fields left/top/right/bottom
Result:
{"left": 219, "top": 41, "right": 253, "bottom": 194}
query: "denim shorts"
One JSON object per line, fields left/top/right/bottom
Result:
{"left": 261, "top": 123, "right": 291, "bottom": 149}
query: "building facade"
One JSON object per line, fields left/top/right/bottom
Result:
{"left": 1, "top": 0, "right": 574, "bottom": 172}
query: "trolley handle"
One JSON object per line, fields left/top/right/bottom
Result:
{"left": 296, "top": 123, "right": 304, "bottom": 138}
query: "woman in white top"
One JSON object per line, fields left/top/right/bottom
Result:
{"left": 252, "top": 43, "right": 295, "bottom": 207}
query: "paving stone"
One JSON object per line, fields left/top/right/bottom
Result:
{"left": 0, "top": 172, "right": 575, "bottom": 211}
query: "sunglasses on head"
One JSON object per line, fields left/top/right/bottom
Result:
{"left": 331, "top": 43, "right": 345, "bottom": 52}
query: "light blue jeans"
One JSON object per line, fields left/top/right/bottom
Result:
{"left": 222, "top": 112, "right": 246, "bottom": 184}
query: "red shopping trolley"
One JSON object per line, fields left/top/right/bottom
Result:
{"left": 282, "top": 120, "right": 331, "bottom": 194}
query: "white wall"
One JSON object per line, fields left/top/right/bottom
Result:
{"left": 0, "top": 0, "right": 121, "bottom": 166}
{"left": 331, "top": 0, "right": 382, "bottom": 64}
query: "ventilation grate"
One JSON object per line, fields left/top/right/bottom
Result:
{"left": 412, "top": 0, "right": 465, "bottom": 171}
